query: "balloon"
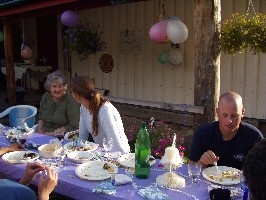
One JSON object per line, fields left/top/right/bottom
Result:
{"left": 61, "top": 10, "right": 79, "bottom": 27}
{"left": 0, "top": 31, "right": 3, "bottom": 42}
{"left": 149, "top": 20, "right": 167, "bottom": 43}
{"left": 159, "top": 50, "right": 170, "bottom": 64}
{"left": 169, "top": 49, "right": 183, "bottom": 66}
{"left": 21, "top": 44, "right": 32, "bottom": 59}
{"left": 167, "top": 20, "right": 188, "bottom": 44}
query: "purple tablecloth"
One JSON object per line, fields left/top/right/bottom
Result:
{"left": 0, "top": 132, "right": 243, "bottom": 200}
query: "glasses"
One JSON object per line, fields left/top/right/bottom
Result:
{"left": 54, "top": 129, "right": 65, "bottom": 144}
{"left": 188, "top": 163, "right": 202, "bottom": 186}
{"left": 103, "top": 138, "right": 113, "bottom": 158}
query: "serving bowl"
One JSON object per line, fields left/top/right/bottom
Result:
{"left": 38, "top": 143, "right": 62, "bottom": 158}
{"left": 67, "top": 151, "right": 94, "bottom": 163}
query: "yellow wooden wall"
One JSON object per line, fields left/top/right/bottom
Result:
{"left": 55, "top": 0, "right": 266, "bottom": 119}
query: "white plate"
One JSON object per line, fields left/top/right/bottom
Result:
{"left": 64, "top": 130, "right": 79, "bottom": 140}
{"left": 64, "top": 141, "right": 98, "bottom": 152}
{"left": 117, "top": 153, "right": 156, "bottom": 168}
{"left": 5, "top": 128, "right": 34, "bottom": 137}
{"left": 202, "top": 166, "right": 240, "bottom": 185}
{"left": 2, "top": 150, "right": 39, "bottom": 164}
{"left": 75, "top": 160, "right": 118, "bottom": 180}
{"left": 67, "top": 151, "right": 94, "bottom": 163}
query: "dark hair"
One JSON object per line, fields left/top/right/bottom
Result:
{"left": 71, "top": 76, "right": 107, "bottom": 135}
{"left": 242, "top": 139, "right": 266, "bottom": 200}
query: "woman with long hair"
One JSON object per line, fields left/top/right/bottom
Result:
{"left": 71, "top": 76, "right": 130, "bottom": 153}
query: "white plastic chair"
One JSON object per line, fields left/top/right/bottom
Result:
{"left": 0, "top": 105, "right": 37, "bottom": 128}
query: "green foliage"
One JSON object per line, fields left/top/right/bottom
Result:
{"left": 63, "top": 18, "right": 106, "bottom": 61}
{"left": 220, "top": 13, "right": 266, "bottom": 54}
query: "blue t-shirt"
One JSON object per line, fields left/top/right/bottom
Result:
{"left": 189, "top": 121, "right": 263, "bottom": 170}
{"left": 0, "top": 179, "right": 37, "bottom": 200}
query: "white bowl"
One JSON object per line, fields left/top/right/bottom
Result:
{"left": 67, "top": 151, "right": 94, "bottom": 163}
{"left": 38, "top": 143, "right": 62, "bottom": 158}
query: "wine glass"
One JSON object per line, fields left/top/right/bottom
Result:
{"left": 54, "top": 129, "right": 64, "bottom": 144}
{"left": 18, "top": 132, "right": 27, "bottom": 147}
{"left": 57, "top": 148, "right": 67, "bottom": 168}
{"left": 103, "top": 137, "right": 113, "bottom": 158}
{"left": 188, "top": 163, "right": 202, "bottom": 186}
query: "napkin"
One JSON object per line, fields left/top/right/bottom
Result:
{"left": 111, "top": 174, "right": 133, "bottom": 186}
{"left": 137, "top": 185, "right": 172, "bottom": 200}
{"left": 92, "top": 181, "right": 117, "bottom": 195}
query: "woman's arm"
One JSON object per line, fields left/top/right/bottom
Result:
{"left": 37, "top": 120, "right": 44, "bottom": 133}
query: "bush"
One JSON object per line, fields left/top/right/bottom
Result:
{"left": 121, "top": 115, "right": 186, "bottom": 159}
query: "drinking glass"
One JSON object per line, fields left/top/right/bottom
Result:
{"left": 0, "top": 125, "right": 4, "bottom": 139}
{"left": 18, "top": 132, "right": 27, "bottom": 146}
{"left": 57, "top": 148, "right": 66, "bottom": 168}
{"left": 54, "top": 129, "right": 64, "bottom": 144}
{"left": 103, "top": 137, "right": 113, "bottom": 157}
{"left": 188, "top": 163, "right": 202, "bottom": 185}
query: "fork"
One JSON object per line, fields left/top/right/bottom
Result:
{"left": 214, "top": 162, "right": 222, "bottom": 180}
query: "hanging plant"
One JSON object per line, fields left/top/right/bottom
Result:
{"left": 63, "top": 18, "right": 106, "bottom": 61}
{"left": 220, "top": 13, "right": 266, "bottom": 55}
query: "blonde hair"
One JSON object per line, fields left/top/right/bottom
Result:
{"left": 218, "top": 91, "right": 243, "bottom": 108}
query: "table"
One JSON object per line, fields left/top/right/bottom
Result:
{"left": 0, "top": 133, "right": 243, "bottom": 200}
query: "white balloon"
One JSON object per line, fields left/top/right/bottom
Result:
{"left": 167, "top": 20, "right": 188, "bottom": 44}
{"left": 169, "top": 50, "right": 183, "bottom": 66}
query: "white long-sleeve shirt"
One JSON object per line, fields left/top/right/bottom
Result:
{"left": 79, "top": 102, "right": 130, "bottom": 154}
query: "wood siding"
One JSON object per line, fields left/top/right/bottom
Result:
{"left": 53, "top": 0, "right": 266, "bottom": 119}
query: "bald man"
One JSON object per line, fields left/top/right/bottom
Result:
{"left": 189, "top": 91, "right": 263, "bottom": 169}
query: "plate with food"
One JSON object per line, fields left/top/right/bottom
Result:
{"left": 67, "top": 151, "right": 94, "bottom": 163}
{"left": 64, "top": 141, "right": 98, "bottom": 152}
{"left": 75, "top": 160, "right": 118, "bottom": 180}
{"left": 2, "top": 151, "right": 39, "bottom": 164}
{"left": 202, "top": 166, "right": 240, "bottom": 185}
{"left": 117, "top": 153, "right": 156, "bottom": 168}
{"left": 64, "top": 130, "right": 79, "bottom": 140}
{"left": 5, "top": 127, "right": 34, "bottom": 137}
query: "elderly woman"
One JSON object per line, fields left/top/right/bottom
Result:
{"left": 38, "top": 70, "right": 80, "bottom": 136}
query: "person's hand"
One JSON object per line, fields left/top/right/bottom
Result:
{"left": 198, "top": 150, "right": 219, "bottom": 167}
{"left": 38, "top": 167, "right": 58, "bottom": 200}
{"left": 7, "top": 143, "right": 23, "bottom": 152}
{"left": 38, "top": 129, "right": 45, "bottom": 134}
{"left": 19, "top": 163, "right": 45, "bottom": 186}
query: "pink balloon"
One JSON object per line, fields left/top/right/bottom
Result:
{"left": 21, "top": 45, "right": 32, "bottom": 59}
{"left": 149, "top": 20, "right": 167, "bottom": 43}
{"left": 61, "top": 10, "right": 79, "bottom": 27}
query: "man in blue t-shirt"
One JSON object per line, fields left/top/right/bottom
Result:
{"left": 189, "top": 91, "right": 263, "bottom": 170}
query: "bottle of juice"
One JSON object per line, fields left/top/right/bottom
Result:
{"left": 135, "top": 122, "right": 151, "bottom": 179}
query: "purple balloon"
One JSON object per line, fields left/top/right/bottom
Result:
{"left": 149, "top": 20, "right": 167, "bottom": 43}
{"left": 61, "top": 10, "right": 79, "bottom": 27}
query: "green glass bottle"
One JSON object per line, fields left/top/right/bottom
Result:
{"left": 135, "top": 122, "right": 151, "bottom": 179}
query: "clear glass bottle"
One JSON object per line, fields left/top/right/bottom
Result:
{"left": 135, "top": 122, "right": 151, "bottom": 179}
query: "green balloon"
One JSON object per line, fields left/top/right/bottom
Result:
{"left": 159, "top": 50, "right": 170, "bottom": 64}
{"left": 0, "top": 31, "right": 3, "bottom": 42}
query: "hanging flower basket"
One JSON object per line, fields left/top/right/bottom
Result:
{"left": 63, "top": 18, "right": 106, "bottom": 61}
{"left": 220, "top": 13, "right": 266, "bottom": 55}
